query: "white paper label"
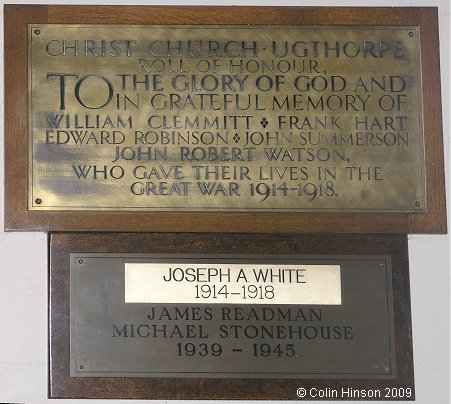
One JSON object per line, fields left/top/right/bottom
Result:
{"left": 125, "top": 263, "right": 341, "bottom": 305}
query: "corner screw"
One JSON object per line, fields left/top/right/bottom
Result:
{"left": 35, "top": 198, "right": 42, "bottom": 205}
{"left": 415, "top": 201, "right": 421, "bottom": 208}
{"left": 80, "top": 365, "right": 84, "bottom": 370}
{"left": 34, "top": 29, "right": 40, "bottom": 35}
{"left": 384, "top": 366, "right": 390, "bottom": 372}
{"left": 78, "top": 259, "right": 84, "bottom": 264}
{"left": 408, "top": 31, "right": 414, "bottom": 38}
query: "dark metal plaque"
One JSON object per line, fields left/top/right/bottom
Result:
{"left": 70, "top": 254, "right": 395, "bottom": 379}
{"left": 30, "top": 25, "right": 425, "bottom": 212}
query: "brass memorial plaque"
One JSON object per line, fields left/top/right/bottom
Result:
{"left": 70, "top": 254, "right": 395, "bottom": 378}
{"left": 30, "top": 25, "right": 425, "bottom": 212}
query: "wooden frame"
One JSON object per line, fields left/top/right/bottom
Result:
{"left": 4, "top": 5, "right": 447, "bottom": 233}
{"left": 49, "top": 232, "right": 414, "bottom": 400}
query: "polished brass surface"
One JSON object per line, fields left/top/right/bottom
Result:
{"left": 29, "top": 25, "right": 425, "bottom": 211}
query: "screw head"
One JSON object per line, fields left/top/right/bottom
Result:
{"left": 35, "top": 198, "right": 42, "bottom": 205}
{"left": 78, "top": 259, "right": 84, "bottom": 264}
{"left": 34, "top": 29, "right": 40, "bottom": 35}
{"left": 408, "top": 31, "right": 414, "bottom": 37}
{"left": 415, "top": 201, "right": 421, "bottom": 208}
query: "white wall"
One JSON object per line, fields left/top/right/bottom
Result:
{"left": 0, "top": 0, "right": 449, "bottom": 403}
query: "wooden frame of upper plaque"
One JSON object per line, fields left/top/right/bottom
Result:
{"left": 4, "top": 5, "right": 447, "bottom": 233}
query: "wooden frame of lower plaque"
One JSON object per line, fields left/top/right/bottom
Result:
{"left": 4, "top": 5, "right": 447, "bottom": 234}
{"left": 49, "top": 233, "right": 414, "bottom": 400}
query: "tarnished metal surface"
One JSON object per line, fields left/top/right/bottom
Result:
{"left": 29, "top": 25, "right": 425, "bottom": 211}
{"left": 70, "top": 254, "right": 395, "bottom": 378}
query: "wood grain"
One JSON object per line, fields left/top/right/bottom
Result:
{"left": 4, "top": 5, "right": 48, "bottom": 230}
{"left": 49, "top": 232, "right": 414, "bottom": 400}
{"left": 4, "top": 5, "right": 447, "bottom": 234}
